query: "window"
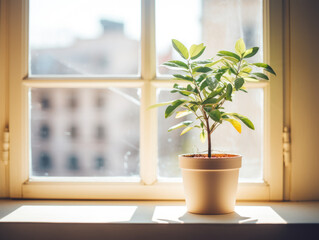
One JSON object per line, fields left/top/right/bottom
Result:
{"left": 4, "top": 0, "right": 283, "bottom": 200}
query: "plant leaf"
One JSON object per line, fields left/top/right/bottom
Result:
{"left": 163, "top": 60, "right": 189, "bottom": 70}
{"left": 172, "top": 39, "right": 189, "bottom": 60}
{"left": 176, "top": 110, "right": 193, "bottom": 118}
{"left": 235, "top": 38, "right": 246, "bottom": 56}
{"left": 217, "top": 51, "right": 241, "bottom": 61}
{"left": 241, "top": 66, "right": 252, "bottom": 73}
{"left": 223, "top": 56, "right": 240, "bottom": 63}
{"left": 171, "top": 89, "right": 191, "bottom": 96}
{"left": 226, "top": 83, "right": 233, "bottom": 101}
{"left": 239, "top": 88, "right": 248, "bottom": 93}
{"left": 200, "top": 130, "right": 206, "bottom": 143}
{"left": 196, "top": 74, "right": 207, "bottom": 83}
{"left": 173, "top": 74, "right": 193, "bottom": 81}
{"left": 234, "top": 77, "right": 245, "bottom": 90}
{"left": 205, "top": 59, "right": 222, "bottom": 67}
{"left": 224, "top": 61, "right": 237, "bottom": 75}
{"left": 231, "top": 113, "right": 255, "bottom": 130}
{"left": 253, "top": 63, "right": 276, "bottom": 75}
{"left": 186, "top": 84, "right": 193, "bottom": 92}
{"left": 193, "top": 66, "right": 212, "bottom": 73}
{"left": 243, "top": 77, "right": 259, "bottom": 82}
{"left": 206, "top": 77, "right": 218, "bottom": 91}
{"left": 194, "top": 60, "right": 212, "bottom": 64}
{"left": 208, "top": 86, "right": 225, "bottom": 98}
{"left": 148, "top": 100, "right": 173, "bottom": 109}
{"left": 200, "top": 81, "right": 208, "bottom": 91}
{"left": 181, "top": 126, "right": 194, "bottom": 135}
{"left": 189, "top": 43, "right": 206, "bottom": 60}
{"left": 161, "top": 62, "right": 187, "bottom": 71}
{"left": 225, "top": 118, "right": 242, "bottom": 133}
{"left": 202, "top": 97, "right": 219, "bottom": 105}
{"left": 252, "top": 72, "right": 269, "bottom": 80}
{"left": 243, "top": 47, "right": 259, "bottom": 58}
{"left": 168, "top": 120, "right": 193, "bottom": 132}
{"left": 165, "top": 99, "right": 187, "bottom": 118}
{"left": 208, "top": 109, "right": 221, "bottom": 122}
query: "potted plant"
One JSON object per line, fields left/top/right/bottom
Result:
{"left": 151, "top": 39, "right": 276, "bottom": 214}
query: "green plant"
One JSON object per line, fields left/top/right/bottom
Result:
{"left": 151, "top": 39, "right": 276, "bottom": 158}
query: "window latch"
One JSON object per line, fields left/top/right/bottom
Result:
{"left": 283, "top": 126, "right": 291, "bottom": 167}
{"left": 2, "top": 127, "right": 9, "bottom": 165}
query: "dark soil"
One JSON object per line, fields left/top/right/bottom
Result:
{"left": 183, "top": 154, "right": 238, "bottom": 158}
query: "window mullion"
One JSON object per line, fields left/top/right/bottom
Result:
{"left": 140, "top": 0, "right": 157, "bottom": 185}
{"left": 141, "top": 0, "right": 156, "bottom": 80}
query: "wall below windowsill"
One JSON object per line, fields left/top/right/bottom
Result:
{"left": 0, "top": 200, "right": 318, "bottom": 240}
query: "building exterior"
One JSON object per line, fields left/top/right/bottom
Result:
{"left": 30, "top": 20, "right": 140, "bottom": 177}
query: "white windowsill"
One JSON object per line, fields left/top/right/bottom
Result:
{"left": 0, "top": 200, "right": 318, "bottom": 224}
{"left": 0, "top": 200, "right": 318, "bottom": 240}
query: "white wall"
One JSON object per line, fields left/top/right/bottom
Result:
{"left": 290, "top": 0, "right": 319, "bottom": 200}
{"left": 0, "top": 0, "right": 10, "bottom": 198}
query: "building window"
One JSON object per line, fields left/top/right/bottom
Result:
{"left": 68, "top": 94, "right": 78, "bottom": 110}
{"left": 95, "top": 156, "right": 105, "bottom": 170}
{"left": 68, "top": 155, "right": 80, "bottom": 171}
{"left": 40, "top": 96, "right": 51, "bottom": 110}
{"left": 95, "top": 92, "right": 105, "bottom": 109}
{"left": 96, "top": 125, "right": 105, "bottom": 140}
{"left": 39, "top": 124, "right": 50, "bottom": 139}
{"left": 34, "top": 152, "right": 52, "bottom": 176}
{"left": 69, "top": 125, "right": 78, "bottom": 140}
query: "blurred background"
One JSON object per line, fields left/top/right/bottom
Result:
{"left": 29, "top": 0, "right": 263, "bottom": 180}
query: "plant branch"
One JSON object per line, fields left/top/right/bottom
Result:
{"left": 187, "top": 60, "right": 212, "bottom": 157}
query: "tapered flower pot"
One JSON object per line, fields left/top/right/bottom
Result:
{"left": 179, "top": 154, "right": 242, "bottom": 214}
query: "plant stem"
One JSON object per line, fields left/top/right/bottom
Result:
{"left": 206, "top": 116, "right": 212, "bottom": 158}
{"left": 187, "top": 60, "right": 212, "bottom": 158}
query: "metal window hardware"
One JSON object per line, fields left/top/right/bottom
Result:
{"left": 283, "top": 126, "right": 291, "bottom": 167}
{"left": 2, "top": 128, "right": 9, "bottom": 165}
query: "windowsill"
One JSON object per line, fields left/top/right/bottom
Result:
{"left": 1, "top": 200, "right": 318, "bottom": 224}
{"left": 0, "top": 200, "right": 318, "bottom": 239}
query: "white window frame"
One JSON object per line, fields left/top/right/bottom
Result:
{"left": 3, "top": 0, "right": 284, "bottom": 200}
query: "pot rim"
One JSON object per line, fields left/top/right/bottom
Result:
{"left": 179, "top": 153, "right": 242, "bottom": 170}
{"left": 179, "top": 153, "right": 242, "bottom": 159}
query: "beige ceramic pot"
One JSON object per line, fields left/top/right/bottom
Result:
{"left": 179, "top": 154, "right": 242, "bottom": 214}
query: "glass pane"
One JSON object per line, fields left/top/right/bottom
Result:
{"left": 30, "top": 88, "right": 140, "bottom": 177}
{"left": 29, "top": 0, "right": 141, "bottom": 75}
{"left": 156, "top": 0, "right": 263, "bottom": 75}
{"left": 158, "top": 88, "right": 264, "bottom": 180}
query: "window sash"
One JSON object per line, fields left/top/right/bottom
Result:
{"left": 6, "top": 0, "right": 284, "bottom": 200}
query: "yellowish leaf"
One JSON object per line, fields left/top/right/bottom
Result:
{"left": 189, "top": 43, "right": 204, "bottom": 59}
{"left": 241, "top": 66, "right": 252, "bottom": 73}
{"left": 243, "top": 77, "right": 259, "bottom": 82}
{"left": 148, "top": 101, "right": 173, "bottom": 110}
{"left": 181, "top": 126, "right": 193, "bottom": 135}
{"left": 243, "top": 48, "right": 253, "bottom": 57}
{"left": 176, "top": 110, "right": 192, "bottom": 118}
{"left": 235, "top": 38, "right": 246, "bottom": 56}
{"left": 200, "top": 131, "right": 206, "bottom": 143}
{"left": 225, "top": 118, "right": 242, "bottom": 133}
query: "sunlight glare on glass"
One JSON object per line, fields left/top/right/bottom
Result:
{"left": 29, "top": 0, "right": 141, "bottom": 75}
{"left": 156, "top": 0, "right": 263, "bottom": 75}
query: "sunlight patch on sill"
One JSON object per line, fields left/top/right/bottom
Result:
{"left": 0, "top": 205, "right": 286, "bottom": 224}
{"left": 0, "top": 206, "right": 138, "bottom": 223}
